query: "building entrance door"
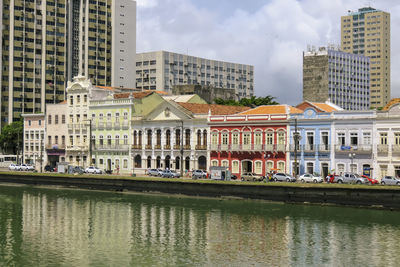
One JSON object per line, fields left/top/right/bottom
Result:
{"left": 242, "top": 160, "right": 252, "bottom": 173}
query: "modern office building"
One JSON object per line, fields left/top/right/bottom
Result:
{"left": 0, "top": 0, "right": 136, "bottom": 127}
{"left": 303, "top": 46, "right": 370, "bottom": 110}
{"left": 341, "top": 7, "right": 390, "bottom": 108}
{"left": 135, "top": 51, "right": 254, "bottom": 99}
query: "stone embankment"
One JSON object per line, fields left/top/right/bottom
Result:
{"left": 1, "top": 172, "right": 400, "bottom": 209}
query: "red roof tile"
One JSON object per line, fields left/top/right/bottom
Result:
{"left": 177, "top": 103, "right": 250, "bottom": 115}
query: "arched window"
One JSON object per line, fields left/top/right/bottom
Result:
{"left": 99, "top": 135, "right": 104, "bottom": 146}
{"left": 166, "top": 130, "right": 171, "bottom": 146}
{"left": 211, "top": 132, "right": 218, "bottom": 145}
{"left": 278, "top": 162, "right": 285, "bottom": 172}
{"left": 107, "top": 135, "right": 112, "bottom": 145}
{"left": 123, "top": 135, "right": 128, "bottom": 145}
{"left": 277, "top": 131, "right": 285, "bottom": 144}
{"left": 222, "top": 160, "right": 229, "bottom": 167}
{"left": 255, "top": 161, "right": 262, "bottom": 174}
{"left": 203, "top": 130, "right": 207, "bottom": 146}
{"left": 197, "top": 130, "right": 202, "bottom": 146}
{"left": 133, "top": 131, "right": 137, "bottom": 145}
{"left": 222, "top": 132, "right": 228, "bottom": 145}
{"left": 254, "top": 131, "right": 262, "bottom": 145}
{"left": 266, "top": 161, "right": 274, "bottom": 172}
{"left": 232, "top": 161, "right": 239, "bottom": 173}
{"left": 115, "top": 135, "right": 120, "bottom": 146}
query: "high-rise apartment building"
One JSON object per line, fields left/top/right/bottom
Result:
{"left": 341, "top": 7, "right": 390, "bottom": 108}
{"left": 303, "top": 46, "right": 370, "bottom": 110}
{"left": 0, "top": 0, "right": 136, "bottom": 127}
{"left": 135, "top": 51, "right": 254, "bottom": 99}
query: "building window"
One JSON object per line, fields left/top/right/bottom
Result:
{"left": 395, "top": 133, "right": 400, "bottom": 145}
{"left": 243, "top": 132, "right": 250, "bottom": 145}
{"left": 380, "top": 133, "right": 387, "bottom": 144}
{"left": 69, "top": 95, "right": 73, "bottom": 105}
{"left": 123, "top": 159, "right": 128, "bottom": 169}
{"left": 48, "top": 115, "right": 52, "bottom": 124}
{"left": 307, "top": 162, "right": 314, "bottom": 174}
{"left": 211, "top": 132, "right": 218, "bottom": 145}
{"left": 211, "top": 160, "right": 218, "bottom": 167}
{"left": 266, "top": 131, "right": 273, "bottom": 145}
{"left": 55, "top": 115, "right": 59, "bottom": 124}
{"left": 337, "top": 163, "right": 345, "bottom": 175}
{"left": 28, "top": 120, "right": 31, "bottom": 126}
{"left": 363, "top": 132, "right": 371, "bottom": 145}
{"left": 266, "top": 161, "right": 273, "bottom": 173}
{"left": 255, "top": 161, "right": 262, "bottom": 174}
{"left": 84, "top": 95, "right": 87, "bottom": 103}
{"left": 338, "top": 133, "right": 345, "bottom": 145}
{"left": 62, "top": 115, "right": 65, "bottom": 124}
{"left": 55, "top": 136, "right": 58, "bottom": 144}
{"left": 232, "top": 161, "right": 239, "bottom": 173}
{"left": 277, "top": 132, "right": 285, "bottom": 145}
{"left": 62, "top": 136, "right": 65, "bottom": 145}
{"left": 278, "top": 162, "right": 285, "bottom": 172}
{"left": 232, "top": 132, "right": 239, "bottom": 145}
{"left": 254, "top": 132, "right": 262, "bottom": 145}
{"left": 222, "top": 132, "right": 228, "bottom": 145}
{"left": 48, "top": 136, "right": 51, "bottom": 144}
{"left": 350, "top": 132, "right": 358, "bottom": 145}
{"left": 222, "top": 160, "right": 229, "bottom": 167}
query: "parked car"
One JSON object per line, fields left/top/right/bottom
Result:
{"left": 381, "top": 176, "right": 400, "bottom": 185}
{"left": 161, "top": 170, "right": 180, "bottom": 178}
{"left": 272, "top": 173, "right": 297, "bottom": 182}
{"left": 361, "top": 175, "right": 379, "bottom": 185}
{"left": 299, "top": 173, "right": 323, "bottom": 183}
{"left": 8, "top": 163, "right": 19, "bottom": 171}
{"left": 44, "top": 165, "right": 55, "bottom": 172}
{"left": 192, "top": 169, "right": 208, "bottom": 179}
{"left": 336, "top": 173, "right": 368, "bottom": 184}
{"left": 85, "top": 166, "right": 102, "bottom": 174}
{"left": 231, "top": 174, "right": 237, "bottom": 180}
{"left": 147, "top": 169, "right": 160, "bottom": 176}
{"left": 241, "top": 172, "right": 265, "bottom": 182}
{"left": 327, "top": 174, "right": 343, "bottom": 183}
{"left": 72, "top": 166, "right": 85, "bottom": 174}
{"left": 20, "top": 164, "right": 29, "bottom": 171}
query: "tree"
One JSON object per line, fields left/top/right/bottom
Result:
{"left": 214, "top": 95, "right": 279, "bottom": 107}
{"left": 0, "top": 120, "right": 23, "bottom": 155}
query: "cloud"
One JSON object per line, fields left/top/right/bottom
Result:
{"left": 137, "top": 0, "right": 400, "bottom": 105}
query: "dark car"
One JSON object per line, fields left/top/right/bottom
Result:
{"left": 72, "top": 166, "right": 85, "bottom": 174}
{"left": 44, "top": 165, "right": 55, "bottom": 172}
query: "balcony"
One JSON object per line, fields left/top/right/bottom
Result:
{"left": 174, "top": 144, "right": 181, "bottom": 150}
{"left": 97, "top": 144, "right": 129, "bottom": 151}
{"left": 304, "top": 144, "right": 316, "bottom": 152}
{"left": 377, "top": 144, "right": 389, "bottom": 154}
{"left": 145, "top": 144, "right": 152, "bottom": 150}
{"left": 195, "top": 145, "right": 207, "bottom": 150}
{"left": 67, "top": 124, "right": 74, "bottom": 130}
{"left": 184, "top": 145, "right": 191, "bottom": 150}
{"left": 335, "top": 144, "right": 372, "bottom": 153}
{"left": 319, "top": 144, "right": 330, "bottom": 152}
{"left": 106, "top": 122, "right": 112, "bottom": 130}
{"left": 154, "top": 144, "right": 161, "bottom": 150}
{"left": 132, "top": 144, "right": 143, "bottom": 150}
{"left": 164, "top": 144, "right": 171, "bottom": 150}
{"left": 98, "top": 122, "right": 105, "bottom": 130}
{"left": 253, "top": 144, "right": 263, "bottom": 151}
{"left": 220, "top": 144, "right": 229, "bottom": 151}
{"left": 275, "top": 144, "right": 286, "bottom": 152}
{"left": 392, "top": 145, "right": 400, "bottom": 155}
{"left": 264, "top": 144, "right": 274, "bottom": 151}
{"left": 114, "top": 122, "right": 120, "bottom": 130}
{"left": 122, "top": 121, "right": 129, "bottom": 130}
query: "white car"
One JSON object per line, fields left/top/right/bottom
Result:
{"left": 8, "top": 163, "right": 21, "bottom": 171}
{"left": 299, "top": 173, "right": 323, "bottom": 183}
{"left": 26, "top": 165, "right": 35, "bottom": 171}
{"left": 20, "top": 164, "right": 29, "bottom": 171}
{"left": 381, "top": 176, "right": 400, "bottom": 185}
{"left": 85, "top": 166, "right": 102, "bottom": 174}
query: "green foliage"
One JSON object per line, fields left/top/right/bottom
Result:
{"left": 214, "top": 95, "right": 279, "bottom": 107}
{"left": 0, "top": 120, "right": 23, "bottom": 154}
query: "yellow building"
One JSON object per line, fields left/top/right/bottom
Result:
{"left": 341, "top": 7, "right": 390, "bottom": 108}
{"left": 0, "top": 0, "right": 136, "bottom": 127}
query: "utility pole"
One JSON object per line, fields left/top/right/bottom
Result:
{"left": 40, "top": 138, "right": 43, "bottom": 173}
{"left": 293, "top": 118, "right": 301, "bottom": 177}
{"left": 88, "top": 119, "right": 92, "bottom": 166}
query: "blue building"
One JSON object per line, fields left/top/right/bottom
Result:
{"left": 289, "top": 101, "right": 342, "bottom": 177}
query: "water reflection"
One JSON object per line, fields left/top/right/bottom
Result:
{"left": 0, "top": 184, "right": 400, "bottom": 266}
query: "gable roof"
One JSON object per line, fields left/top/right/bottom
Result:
{"left": 177, "top": 103, "right": 250, "bottom": 115}
{"left": 113, "top": 91, "right": 153, "bottom": 99}
{"left": 383, "top": 98, "right": 400, "bottom": 111}
{"left": 163, "top": 95, "right": 197, "bottom": 102}
{"left": 239, "top": 105, "right": 303, "bottom": 115}
{"left": 296, "top": 101, "right": 342, "bottom": 113}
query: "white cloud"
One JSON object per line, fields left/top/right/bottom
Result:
{"left": 137, "top": 0, "right": 400, "bottom": 105}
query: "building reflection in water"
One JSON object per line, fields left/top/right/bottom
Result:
{"left": 0, "top": 186, "right": 400, "bottom": 266}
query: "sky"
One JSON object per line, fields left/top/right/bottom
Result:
{"left": 136, "top": 0, "right": 400, "bottom": 105}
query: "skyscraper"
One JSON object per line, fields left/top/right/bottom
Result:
{"left": 303, "top": 46, "right": 370, "bottom": 110}
{"left": 0, "top": 0, "right": 136, "bottom": 127}
{"left": 341, "top": 7, "right": 390, "bottom": 108}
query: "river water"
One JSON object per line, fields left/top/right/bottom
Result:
{"left": 0, "top": 184, "right": 399, "bottom": 266}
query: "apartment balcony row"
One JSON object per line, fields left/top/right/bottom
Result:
{"left": 131, "top": 144, "right": 199, "bottom": 151}
{"left": 66, "top": 145, "right": 89, "bottom": 152}
{"left": 287, "top": 144, "right": 372, "bottom": 153}
{"left": 209, "top": 144, "right": 286, "bottom": 152}
{"left": 93, "top": 121, "right": 129, "bottom": 131}
{"left": 95, "top": 144, "right": 130, "bottom": 151}
{"left": 67, "top": 123, "right": 89, "bottom": 130}
{"left": 377, "top": 144, "right": 400, "bottom": 155}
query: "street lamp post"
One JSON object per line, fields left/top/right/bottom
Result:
{"left": 349, "top": 153, "right": 356, "bottom": 173}
{"left": 293, "top": 118, "right": 302, "bottom": 177}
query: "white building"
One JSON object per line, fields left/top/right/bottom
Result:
{"left": 135, "top": 51, "right": 254, "bottom": 98}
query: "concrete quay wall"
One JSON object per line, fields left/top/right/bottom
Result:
{"left": 0, "top": 173, "right": 399, "bottom": 209}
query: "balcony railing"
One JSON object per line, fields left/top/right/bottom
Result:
{"left": 304, "top": 144, "right": 316, "bottom": 152}
{"left": 184, "top": 145, "right": 191, "bottom": 150}
{"left": 122, "top": 121, "right": 129, "bottom": 130}
{"left": 335, "top": 144, "right": 372, "bottom": 153}
{"left": 276, "top": 144, "right": 286, "bottom": 152}
{"left": 164, "top": 144, "right": 171, "bottom": 150}
{"left": 114, "top": 122, "right": 120, "bottom": 130}
{"left": 98, "top": 122, "right": 104, "bottom": 130}
{"left": 154, "top": 144, "right": 161, "bottom": 149}
{"left": 174, "top": 144, "right": 181, "bottom": 150}
{"left": 195, "top": 145, "right": 207, "bottom": 150}
{"left": 220, "top": 144, "right": 229, "bottom": 151}
{"left": 377, "top": 144, "right": 389, "bottom": 153}
{"left": 106, "top": 122, "right": 112, "bottom": 130}
{"left": 145, "top": 144, "right": 152, "bottom": 149}
{"left": 253, "top": 144, "right": 263, "bottom": 151}
{"left": 319, "top": 144, "right": 330, "bottom": 152}
{"left": 231, "top": 144, "right": 240, "bottom": 151}
{"left": 392, "top": 145, "right": 400, "bottom": 154}
{"left": 97, "top": 144, "right": 129, "bottom": 151}
{"left": 67, "top": 124, "right": 74, "bottom": 129}
{"left": 132, "top": 144, "right": 143, "bottom": 150}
